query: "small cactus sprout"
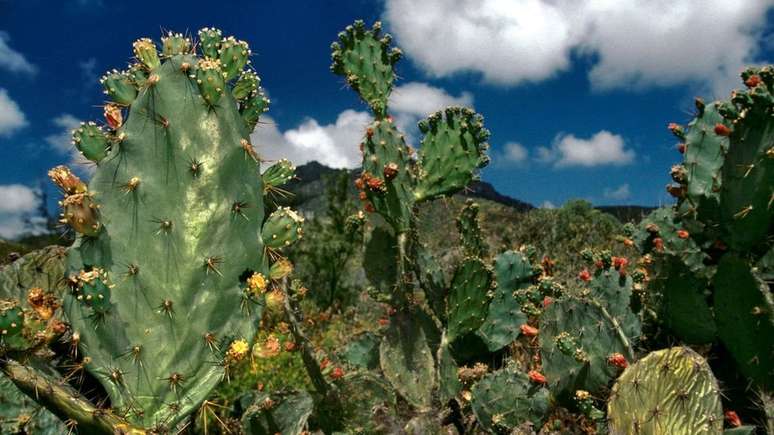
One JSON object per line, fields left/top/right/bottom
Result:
{"left": 72, "top": 122, "right": 109, "bottom": 163}
{"left": 132, "top": 37, "right": 160, "bottom": 70}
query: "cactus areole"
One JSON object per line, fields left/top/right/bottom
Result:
{"left": 46, "top": 29, "right": 298, "bottom": 431}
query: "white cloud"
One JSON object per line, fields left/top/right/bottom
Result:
{"left": 384, "top": 0, "right": 773, "bottom": 94}
{"left": 540, "top": 200, "right": 556, "bottom": 209}
{"left": 252, "top": 82, "right": 472, "bottom": 169}
{"left": 0, "top": 32, "right": 36, "bottom": 74}
{"left": 0, "top": 184, "right": 46, "bottom": 240}
{"left": 604, "top": 183, "right": 631, "bottom": 201}
{"left": 502, "top": 142, "right": 528, "bottom": 163}
{"left": 252, "top": 110, "right": 370, "bottom": 169}
{"left": 538, "top": 131, "right": 634, "bottom": 168}
{"left": 0, "top": 88, "right": 27, "bottom": 136}
{"left": 389, "top": 82, "right": 474, "bottom": 140}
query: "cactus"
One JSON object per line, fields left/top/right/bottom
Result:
{"left": 0, "top": 246, "right": 68, "bottom": 354}
{"left": 470, "top": 365, "right": 551, "bottom": 433}
{"left": 0, "top": 374, "right": 67, "bottom": 434}
{"left": 7, "top": 28, "right": 304, "bottom": 432}
{"left": 607, "top": 347, "right": 723, "bottom": 435}
{"left": 636, "top": 66, "right": 774, "bottom": 389}
{"left": 240, "top": 390, "right": 314, "bottom": 435}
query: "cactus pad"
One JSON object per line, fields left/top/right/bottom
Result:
{"left": 471, "top": 366, "right": 551, "bottom": 432}
{"left": 608, "top": 347, "right": 723, "bottom": 435}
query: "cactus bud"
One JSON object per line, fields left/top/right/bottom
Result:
{"left": 383, "top": 162, "right": 399, "bottom": 180}
{"left": 104, "top": 103, "right": 123, "bottom": 130}
{"left": 527, "top": 370, "right": 547, "bottom": 384}
{"left": 133, "top": 38, "right": 160, "bottom": 70}
{"left": 62, "top": 193, "right": 101, "bottom": 236}
{"left": 714, "top": 123, "right": 731, "bottom": 136}
{"left": 49, "top": 165, "right": 87, "bottom": 195}
{"left": 72, "top": 122, "right": 109, "bottom": 163}
{"left": 195, "top": 58, "right": 226, "bottom": 106}
{"left": 744, "top": 75, "right": 762, "bottom": 88}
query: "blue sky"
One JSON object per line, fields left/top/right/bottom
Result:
{"left": 1, "top": 0, "right": 773, "bottom": 238}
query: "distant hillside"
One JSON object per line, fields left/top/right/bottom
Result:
{"left": 277, "top": 161, "right": 654, "bottom": 222}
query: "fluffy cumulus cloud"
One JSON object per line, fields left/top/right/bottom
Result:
{"left": 0, "top": 32, "right": 36, "bottom": 74}
{"left": 0, "top": 89, "right": 27, "bottom": 136}
{"left": 384, "top": 0, "right": 773, "bottom": 95}
{"left": 252, "top": 82, "right": 472, "bottom": 169}
{"left": 497, "top": 142, "right": 528, "bottom": 165}
{"left": 604, "top": 183, "right": 631, "bottom": 201}
{"left": 0, "top": 184, "right": 45, "bottom": 239}
{"left": 389, "top": 82, "right": 473, "bottom": 139}
{"left": 538, "top": 130, "right": 634, "bottom": 168}
{"left": 252, "top": 110, "right": 370, "bottom": 169}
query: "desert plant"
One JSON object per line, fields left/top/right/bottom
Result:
{"left": 0, "top": 29, "right": 304, "bottom": 433}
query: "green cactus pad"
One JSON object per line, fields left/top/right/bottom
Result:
{"left": 714, "top": 255, "right": 774, "bottom": 387}
{"left": 360, "top": 118, "right": 415, "bottom": 231}
{"left": 379, "top": 311, "right": 435, "bottom": 410}
{"left": 161, "top": 32, "right": 191, "bottom": 57}
{"left": 336, "top": 372, "right": 397, "bottom": 433}
{"left": 0, "top": 246, "right": 68, "bottom": 353}
{"left": 219, "top": 36, "right": 251, "bottom": 81}
{"left": 240, "top": 390, "right": 313, "bottom": 435}
{"left": 656, "top": 260, "right": 716, "bottom": 344}
{"left": 233, "top": 70, "right": 260, "bottom": 101}
{"left": 72, "top": 122, "right": 109, "bottom": 163}
{"left": 414, "top": 107, "right": 490, "bottom": 201}
{"left": 586, "top": 266, "right": 640, "bottom": 339}
{"left": 197, "top": 27, "right": 222, "bottom": 59}
{"left": 540, "top": 296, "right": 635, "bottom": 396}
{"left": 363, "top": 226, "right": 398, "bottom": 293}
{"left": 415, "top": 245, "right": 447, "bottom": 322}
{"left": 341, "top": 331, "right": 380, "bottom": 370}
{"left": 477, "top": 250, "right": 532, "bottom": 352}
{"left": 195, "top": 58, "right": 226, "bottom": 106}
{"left": 58, "top": 31, "right": 288, "bottom": 429}
{"left": 262, "top": 207, "right": 305, "bottom": 250}
{"left": 608, "top": 347, "right": 723, "bottom": 435}
{"left": 437, "top": 335, "right": 462, "bottom": 403}
{"left": 635, "top": 207, "right": 709, "bottom": 278}
{"left": 100, "top": 70, "right": 137, "bottom": 105}
{"left": 681, "top": 102, "right": 728, "bottom": 209}
{"left": 262, "top": 159, "right": 296, "bottom": 192}
{"left": 240, "top": 88, "right": 270, "bottom": 132}
{"left": 471, "top": 366, "right": 551, "bottom": 432}
{"left": 132, "top": 38, "right": 160, "bottom": 70}
{"left": 446, "top": 257, "right": 493, "bottom": 342}
{"left": 330, "top": 20, "right": 399, "bottom": 116}
{"left": 457, "top": 200, "right": 488, "bottom": 258}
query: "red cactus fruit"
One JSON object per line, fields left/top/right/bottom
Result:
{"left": 354, "top": 177, "right": 365, "bottom": 190}
{"left": 612, "top": 257, "right": 628, "bottom": 270}
{"left": 520, "top": 324, "right": 539, "bottom": 337}
{"left": 724, "top": 410, "right": 741, "bottom": 427}
{"left": 528, "top": 370, "right": 547, "bottom": 384}
{"left": 378, "top": 317, "right": 389, "bottom": 326}
{"left": 714, "top": 123, "right": 731, "bottom": 136}
{"left": 578, "top": 269, "right": 591, "bottom": 282}
{"left": 383, "top": 162, "right": 399, "bottom": 180}
{"left": 364, "top": 203, "right": 375, "bottom": 213}
{"left": 677, "top": 142, "right": 686, "bottom": 154}
{"left": 653, "top": 237, "right": 664, "bottom": 252}
{"left": 366, "top": 176, "right": 385, "bottom": 192}
{"left": 330, "top": 367, "right": 344, "bottom": 380}
{"left": 366, "top": 127, "right": 374, "bottom": 138}
{"left": 320, "top": 358, "right": 331, "bottom": 370}
{"left": 607, "top": 352, "right": 628, "bottom": 369}
{"left": 745, "top": 74, "right": 762, "bottom": 88}
{"left": 543, "top": 296, "right": 553, "bottom": 308}
{"left": 677, "top": 229, "right": 690, "bottom": 239}
{"left": 104, "top": 104, "right": 123, "bottom": 130}
{"left": 358, "top": 191, "right": 367, "bottom": 201}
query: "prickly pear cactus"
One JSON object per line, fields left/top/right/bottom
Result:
{"left": 50, "top": 29, "right": 299, "bottom": 430}
{"left": 334, "top": 20, "right": 489, "bottom": 232}
{"left": 240, "top": 390, "right": 314, "bottom": 435}
{"left": 471, "top": 365, "right": 551, "bottom": 433}
{"left": 0, "top": 373, "right": 67, "bottom": 435}
{"left": 0, "top": 246, "right": 68, "bottom": 353}
{"left": 608, "top": 347, "right": 723, "bottom": 435}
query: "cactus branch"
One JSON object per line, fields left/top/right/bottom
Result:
{"left": 1, "top": 358, "right": 145, "bottom": 434}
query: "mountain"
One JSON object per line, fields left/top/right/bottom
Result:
{"left": 277, "top": 161, "right": 653, "bottom": 222}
